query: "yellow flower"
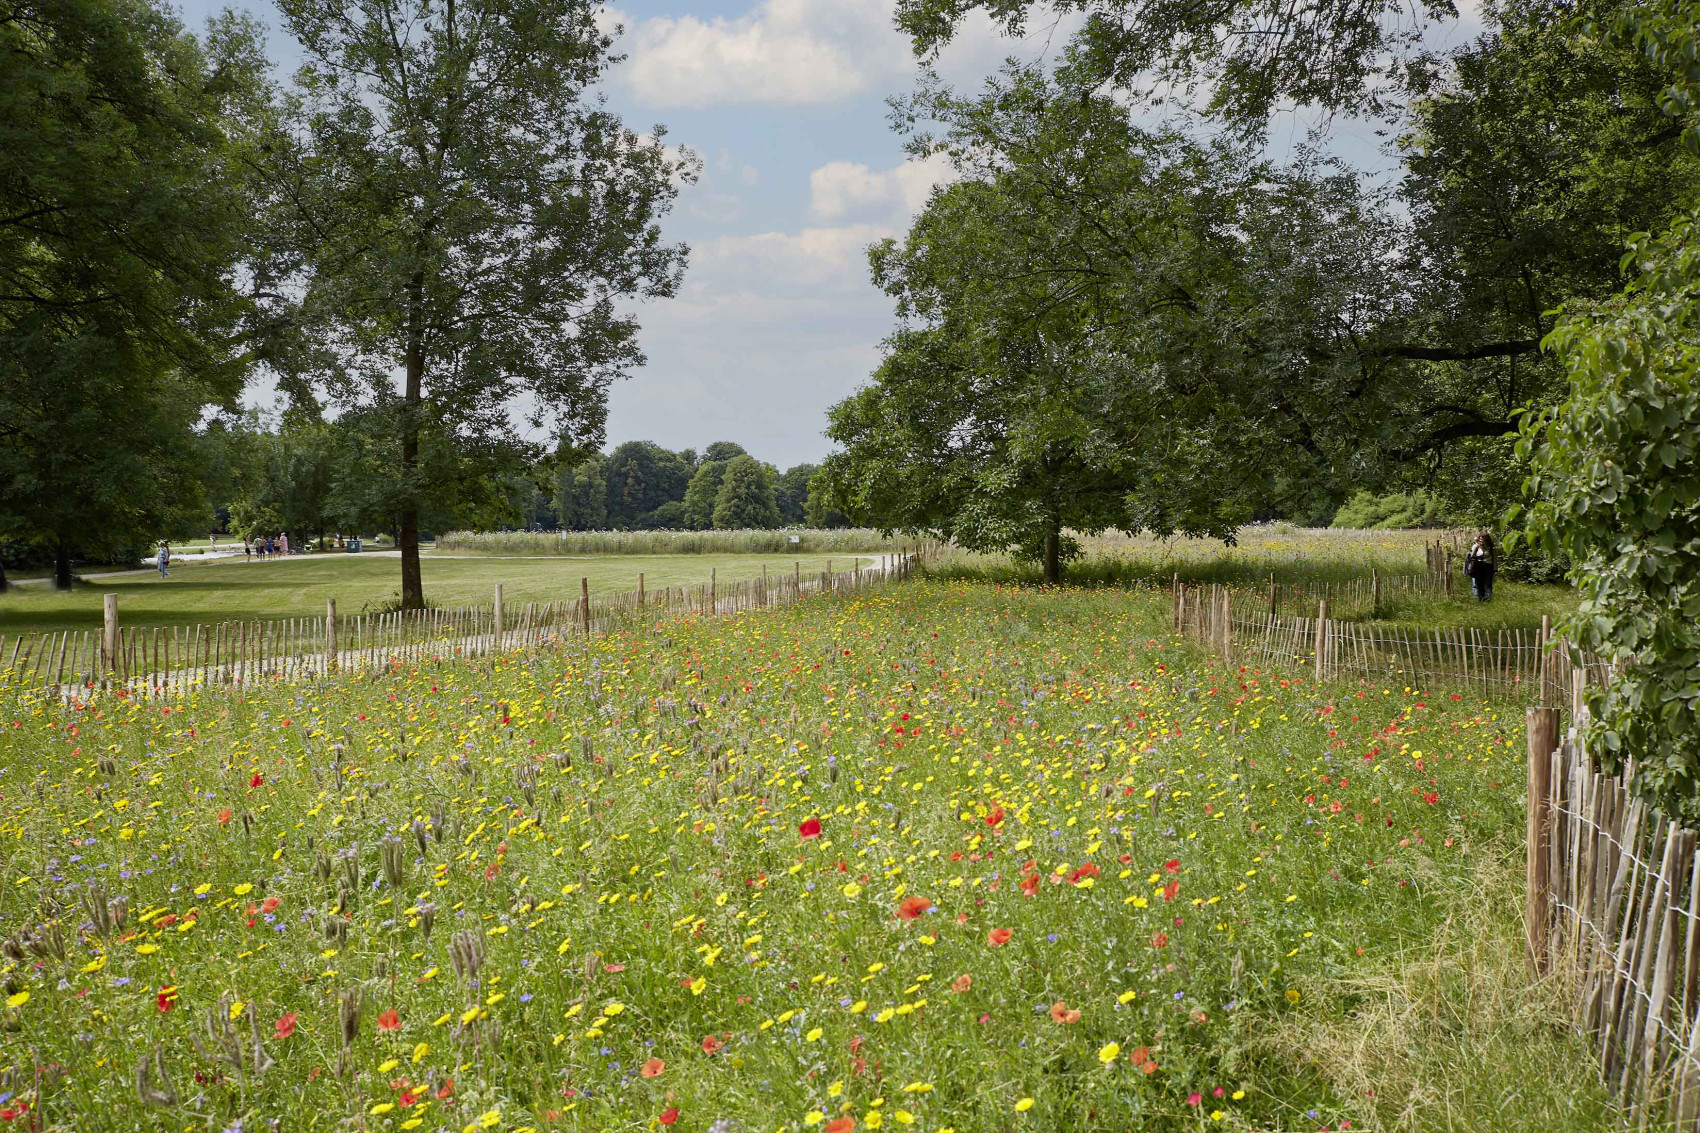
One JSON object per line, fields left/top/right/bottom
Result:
{"left": 370, "top": 1102, "right": 396, "bottom": 1115}
{"left": 690, "top": 976, "right": 707, "bottom": 995}
{"left": 803, "top": 1113, "right": 825, "bottom": 1127}
{"left": 901, "top": 1083, "right": 932, "bottom": 1093}
{"left": 1117, "top": 990, "right": 1137, "bottom": 1004}
{"left": 1097, "top": 1042, "right": 1120, "bottom": 1065}
{"left": 412, "top": 1042, "right": 429, "bottom": 1063}
{"left": 806, "top": 1027, "right": 823, "bottom": 1042}
{"left": 1014, "top": 1098, "right": 1034, "bottom": 1113}
{"left": 194, "top": 883, "right": 211, "bottom": 896}
{"left": 478, "top": 1108, "right": 501, "bottom": 1129}
{"left": 135, "top": 943, "right": 159, "bottom": 955}
{"left": 5, "top": 991, "right": 27, "bottom": 1008}
{"left": 894, "top": 1112, "right": 915, "bottom": 1125}
{"left": 1231, "top": 1090, "right": 1245, "bottom": 1101}
{"left": 603, "top": 1002, "right": 625, "bottom": 1015}
{"left": 1211, "top": 1111, "right": 1225, "bottom": 1122}
{"left": 378, "top": 1059, "right": 399, "bottom": 1072}
{"left": 865, "top": 1112, "right": 883, "bottom": 1130}
{"left": 1285, "top": 989, "right": 1301, "bottom": 1004}
{"left": 841, "top": 882, "right": 862, "bottom": 898}
{"left": 460, "top": 1007, "right": 480, "bottom": 1024}
{"left": 233, "top": 884, "right": 253, "bottom": 896}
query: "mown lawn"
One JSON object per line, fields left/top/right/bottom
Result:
{"left": 0, "top": 552, "right": 873, "bottom": 637}
{"left": 0, "top": 580, "right": 1614, "bottom": 1131}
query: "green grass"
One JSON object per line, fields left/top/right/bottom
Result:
{"left": 437, "top": 529, "right": 912, "bottom": 556}
{"left": 0, "top": 579, "right": 1617, "bottom": 1132}
{"left": 1353, "top": 581, "right": 1578, "bottom": 634}
{"left": 0, "top": 551, "right": 876, "bottom": 636}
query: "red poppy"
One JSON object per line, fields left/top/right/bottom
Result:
{"left": 985, "top": 806, "right": 1004, "bottom": 827}
{"left": 157, "top": 987, "right": 176, "bottom": 1013}
{"left": 951, "top": 974, "right": 972, "bottom": 994}
{"left": 897, "top": 895, "right": 930, "bottom": 921}
{"left": 217, "top": 808, "right": 232, "bottom": 826}
{"left": 249, "top": 774, "right": 264, "bottom": 788}
{"left": 1187, "top": 1092, "right": 1202, "bottom": 1106}
{"left": 261, "top": 896, "right": 282, "bottom": 914}
{"left": 798, "top": 817, "right": 822, "bottom": 839}
{"left": 1019, "top": 874, "right": 1040, "bottom": 897}
{"left": 1163, "top": 859, "right": 1180, "bottom": 873}
{"left": 603, "top": 963, "right": 626, "bottom": 973}
{"left": 1150, "top": 931, "right": 1169, "bottom": 949}
{"left": 660, "top": 1109, "right": 680, "bottom": 1126}
{"left": 641, "top": 1057, "right": 665, "bottom": 1078}
{"left": 702, "top": 1034, "right": 723, "bottom": 1054}
{"left": 377, "top": 1008, "right": 401, "bottom": 1032}
{"left": 825, "top": 1118, "right": 856, "bottom": 1133}
{"left": 1162, "top": 880, "right": 1180, "bottom": 902}
{"left": 1049, "top": 1001, "right": 1081, "bottom": 1024}
{"left": 986, "top": 927, "right": 1012, "bottom": 947}
{"left": 274, "top": 1012, "right": 298, "bottom": 1039}
{"left": 436, "top": 1079, "right": 455, "bottom": 1099}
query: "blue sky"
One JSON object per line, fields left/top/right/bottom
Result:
{"left": 181, "top": 0, "right": 1482, "bottom": 470}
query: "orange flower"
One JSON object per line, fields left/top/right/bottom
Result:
{"left": 1150, "top": 931, "right": 1169, "bottom": 949}
{"left": 377, "top": 1008, "right": 401, "bottom": 1032}
{"left": 897, "top": 895, "right": 931, "bottom": 921}
{"left": 217, "top": 807, "right": 232, "bottom": 826}
{"left": 825, "top": 1118, "right": 856, "bottom": 1133}
{"left": 985, "top": 806, "right": 1004, "bottom": 826}
{"left": 1019, "top": 875, "right": 1040, "bottom": 897}
{"left": 701, "top": 1035, "right": 723, "bottom": 1054}
{"left": 274, "top": 1012, "right": 298, "bottom": 1039}
{"left": 1049, "top": 1001, "right": 1081, "bottom": 1024}
{"left": 950, "top": 974, "right": 972, "bottom": 994}
{"left": 1161, "top": 880, "right": 1180, "bottom": 902}
{"left": 641, "top": 1057, "right": 666, "bottom": 1078}
{"left": 986, "top": 927, "right": 1012, "bottom": 947}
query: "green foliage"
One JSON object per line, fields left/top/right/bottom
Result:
{"left": 803, "top": 470, "right": 850, "bottom": 529}
{"left": 775, "top": 463, "right": 816, "bottom": 525}
{"left": 1522, "top": 210, "right": 1700, "bottom": 819}
{"left": 702, "top": 441, "right": 747, "bottom": 463}
{"left": 711, "top": 455, "right": 781, "bottom": 530}
{"left": 555, "top": 455, "right": 609, "bottom": 531}
{"left": 1330, "top": 490, "right": 1451, "bottom": 530}
{"left": 605, "top": 442, "right": 695, "bottom": 528}
{"left": 0, "top": 0, "right": 266, "bottom": 587}
{"left": 432, "top": 528, "right": 903, "bottom": 555}
{"left": 682, "top": 461, "right": 728, "bottom": 530}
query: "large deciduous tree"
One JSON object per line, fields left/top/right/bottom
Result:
{"left": 0, "top": 0, "right": 265, "bottom": 587}
{"left": 273, "top": 0, "right": 693, "bottom": 607}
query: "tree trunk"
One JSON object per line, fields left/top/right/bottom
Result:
{"left": 54, "top": 536, "right": 73, "bottom": 590}
{"left": 1042, "top": 518, "right": 1061, "bottom": 586}
{"left": 399, "top": 269, "right": 426, "bottom": 610}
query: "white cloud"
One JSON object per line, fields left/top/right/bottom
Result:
{"left": 809, "top": 152, "right": 955, "bottom": 221}
{"left": 604, "top": 0, "right": 1077, "bottom": 108}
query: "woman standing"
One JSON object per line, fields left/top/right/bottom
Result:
{"left": 1465, "top": 532, "right": 1496, "bottom": 602}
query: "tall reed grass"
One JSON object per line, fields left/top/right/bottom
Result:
{"left": 434, "top": 528, "right": 919, "bottom": 556}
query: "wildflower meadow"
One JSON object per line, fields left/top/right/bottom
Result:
{"left": 0, "top": 580, "right": 1530, "bottom": 1131}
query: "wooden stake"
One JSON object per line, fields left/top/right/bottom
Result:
{"left": 580, "top": 577, "right": 591, "bottom": 635}
{"left": 638, "top": 572, "right": 646, "bottom": 610}
{"left": 1313, "top": 599, "right": 1328, "bottom": 683}
{"left": 1526, "top": 706, "right": 1560, "bottom": 973}
{"left": 102, "top": 594, "right": 118, "bottom": 675}
{"left": 326, "top": 598, "right": 338, "bottom": 675}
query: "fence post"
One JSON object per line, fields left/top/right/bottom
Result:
{"left": 1220, "top": 587, "right": 1231, "bottom": 668}
{"left": 326, "top": 598, "right": 338, "bottom": 675}
{"left": 102, "top": 594, "right": 118, "bottom": 675}
{"left": 1173, "top": 575, "right": 1182, "bottom": 632}
{"left": 580, "top": 577, "right": 591, "bottom": 635}
{"left": 1371, "top": 568, "right": 1380, "bottom": 616}
{"left": 1313, "top": 599, "right": 1328, "bottom": 683}
{"left": 710, "top": 568, "right": 716, "bottom": 614}
{"left": 794, "top": 561, "right": 801, "bottom": 590}
{"left": 1268, "top": 571, "right": 1277, "bottom": 619}
{"left": 1573, "top": 669, "right": 1587, "bottom": 723}
{"left": 493, "top": 584, "right": 505, "bottom": 646}
{"left": 1445, "top": 547, "right": 1455, "bottom": 595}
{"left": 1539, "top": 614, "right": 1551, "bottom": 705}
{"left": 1526, "top": 706, "right": 1560, "bottom": 973}
{"left": 638, "top": 572, "right": 645, "bottom": 610}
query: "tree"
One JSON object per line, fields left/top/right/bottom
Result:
{"left": 0, "top": 0, "right": 264, "bottom": 587}
{"left": 822, "top": 71, "right": 1412, "bottom": 580}
{"left": 555, "top": 455, "right": 608, "bottom": 530}
{"left": 702, "top": 441, "right": 747, "bottom": 463}
{"left": 272, "top": 0, "right": 693, "bottom": 608}
{"left": 712, "top": 455, "right": 780, "bottom": 529}
{"left": 1517, "top": 0, "right": 1700, "bottom": 821}
{"left": 605, "top": 441, "right": 693, "bottom": 526}
{"left": 804, "top": 471, "right": 850, "bottom": 529}
{"left": 775, "top": 463, "right": 816, "bottom": 525}
{"left": 681, "top": 461, "right": 728, "bottom": 530}
{"left": 895, "top": 0, "right": 1455, "bottom": 128}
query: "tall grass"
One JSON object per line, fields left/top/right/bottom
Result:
{"left": 435, "top": 528, "right": 917, "bottom": 556}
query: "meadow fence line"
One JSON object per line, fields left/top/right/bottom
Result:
{"left": 1528, "top": 714, "right": 1700, "bottom": 1129}
{"left": 1173, "top": 579, "right": 1609, "bottom": 705}
{"left": 0, "top": 551, "right": 921, "bottom": 703}
{"left": 1173, "top": 580, "right": 1697, "bottom": 1122}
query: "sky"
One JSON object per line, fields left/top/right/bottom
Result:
{"left": 180, "top": 0, "right": 1484, "bottom": 470}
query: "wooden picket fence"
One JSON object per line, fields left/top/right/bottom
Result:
{"left": 0, "top": 552, "right": 920, "bottom": 703}
{"left": 1173, "top": 579, "right": 1609, "bottom": 705}
{"left": 1175, "top": 578, "right": 1700, "bottom": 1122}
{"left": 1528, "top": 712, "right": 1700, "bottom": 1128}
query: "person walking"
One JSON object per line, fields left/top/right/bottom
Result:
{"left": 279, "top": 531, "right": 290, "bottom": 557}
{"left": 1465, "top": 531, "right": 1496, "bottom": 602}
{"left": 156, "top": 541, "right": 171, "bottom": 579}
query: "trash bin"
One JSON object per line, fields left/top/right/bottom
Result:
{"left": 346, "top": 538, "right": 362, "bottom": 553}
